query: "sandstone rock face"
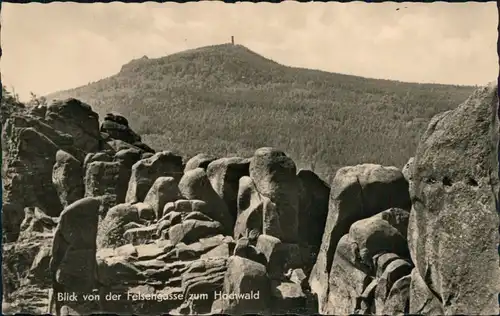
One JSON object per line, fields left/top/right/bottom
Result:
{"left": 234, "top": 176, "right": 265, "bottom": 239}
{"left": 270, "top": 280, "right": 308, "bottom": 314}
{"left": 100, "top": 113, "right": 141, "bottom": 145}
{"left": 4, "top": 85, "right": 499, "bottom": 316}
{"left": 249, "top": 147, "right": 300, "bottom": 243}
{"left": 214, "top": 256, "right": 271, "bottom": 315}
{"left": 18, "top": 207, "right": 57, "bottom": 240}
{"left": 83, "top": 152, "right": 113, "bottom": 171}
{"left": 206, "top": 157, "right": 250, "bottom": 223}
{"left": 256, "top": 234, "right": 303, "bottom": 280}
{"left": 184, "top": 153, "right": 217, "bottom": 172}
{"left": 178, "top": 168, "right": 234, "bottom": 236}
{"left": 113, "top": 148, "right": 142, "bottom": 169}
{"left": 235, "top": 175, "right": 284, "bottom": 242}
{"left": 2, "top": 118, "right": 64, "bottom": 216}
{"left": 45, "top": 98, "right": 101, "bottom": 157}
{"left": 401, "top": 157, "right": 414, "bottom": 183}
{"left": 107, "top": 139, "right": 143, "bottom": 153}
{"left": 168, "top": 220, "right": 223, "bottom": 245}
{"left": 125, "top": 151, "right": 183, "bottom": 204}
{"left": 162, "top": 199, "right": 210, "bottom": 217}
{"left": 143, "top": 177, "right": 181, "bottom": 220}
{"left": 297, "top": 169, "right": 330, "bottom": 252}
{"left": 324, "top": 211, "right": 413, "bottom": 316}
{"left": 310, "top": 163, "right": 411, "bottom": 314}
{"left": 52, "top": 150, "right": 84, "bottom": 208}
{"left": 2, "top": 202, "right": 26, "bottom": 242}
{"left": 179, "top": 257, "right": 227, "bottom": 314}
{"left": 408, "top": 83, "right": 500, "bottom": 315}
{"left": 97, "top": 203, "right": 141, "bottom": 248}
{"left": 84, "top": 161, "right": 130, "bottom": 216}
{"left": 49, "top": 197, "right": 100, "bottom": 316}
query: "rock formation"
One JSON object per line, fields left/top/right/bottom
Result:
{"left": 2, "top": 83, "right": 498, "bottom": 315}
{"left": 407, "top": 82, "right": 500, "bottom": 315}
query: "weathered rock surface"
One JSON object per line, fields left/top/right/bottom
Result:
{"left": 297, "top": 169, "right": 330, "bottom": 252}
{"left": 213, "top": 256, "right": 271, "bottom": 315}
{"left": 178, "top": 257, "right": 227, "bottom": 314}
{"left": 178, "top": 168, "right": 234, "bottom": 236}
{"left": 49, "top": 197, "right": 100, "bottom": 316}
{"left": 45, "top": 98, "right": 101, "bottom": 157}
{"left": 83, "top": 151, "right": 113, "bottom": 170}
{"left": 4, "top": 85, "right": 498, "bottom": 316}
{"left": 168, "top": 219, "right": 223, "bottom": 245}
{"left": 249, "top": 147, "right": 300, "bottom": 243}
{"left": 143, "top": 177, "right": 181, "bottom": 220}
{"left": 310, "top": 163, "right": 411, "bottom": 313}
{"left": 84, "top": 161, "right": 130, "bottom": 216}
{"left": 52, "top": 150, "right": 84, "bottom": 208}
{"left": 97, "top": 203, "right": 141, "bottom": 248}
{"left": 2, "top": 202, "right": 26, "bottom": 242}
{"left": 18, "top": 207, "right": 57, "bottom": 241}
{"left": 256, "top": 234, "right": 302, "bottom": 280}
{"left": 100, "top": 113, "right": 141, "bottom": 145}
{"left": 408, "top": 82, "right": 500, "bottom": 314}
{"left": 113, "top": 148, "right": 142, "bottom": 169}
{"left": 125, "top": 151, "right": 183, "bottom": 204}
{"left": 107, "top": 139, "right": 143, "bottom": 153}
{"left": 321, "top": 207, "right": 412, "bottom": 315}
{"left": 270, "top": 280, "right": 308, "bottom": 314}
{"left": 234, "top": 176, "right": 266, "bottom": 239}
{"left": 184, "top": 153, "right": 217, "bottom": 172}
{"left": 2, "top": 117, "right": 65, "bottom": 217}
{"left": 206, "top": 157, "right": 250, "bottom": 224}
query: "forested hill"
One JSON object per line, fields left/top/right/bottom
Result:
{"left": 46, "top": 43, "right": 477, "bottom": 180}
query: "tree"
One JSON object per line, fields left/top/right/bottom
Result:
{"left": 28, "top": 91, "right": 48, "bottom": 107}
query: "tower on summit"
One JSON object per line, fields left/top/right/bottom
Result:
{"left": 231, "top": 36, "right": 235, "bottom": 45}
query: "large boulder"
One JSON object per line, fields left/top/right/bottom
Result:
{"left": 107, "top": 139, "right": 142, "bottom": 153}
{"left": 168, "top": 219, "right": 223, "bottom": 245}
{"left": 349, "top": 208, "right": 410, "bottom": 266}
{"left": 184, "top": 153, "right": 217, "bottom": 173}
{"left": 178, "top": 257, "right": 227, "bottom": 314}
{"left": 310, "top": 163, "right": 411, "bottom": 314}
{"left": 143, "top": 177, "right": 181, "bottom": 220}
{"left": 50, "top": 197, "right": 100, "bottom": 299}
{"left": 319, "top": 207, "right": 412, "bottom": 315}
{"left": 18, "top": 207, "right": 57, "bottom": 240}
{"left": 408, "top": 83, "right": 500, "bottom": 314}
{"left": 45, "top": 98, "right": 102, "bottom": 157}
{"left": 96, "top": 203, "right": 141, "bottom": 248}
{"left": 249, "top": 147, "right": 300, "bottom": 243}
{"left": 178, "top": 168, "right": 234, "bottom": 236}
{"left": 297, "top": 169, "right": 330, "bottom": 252}
{"left": 83, "top": 151, "right": 113, "bottom": 170}
{"left": 2, "top": 120, "right": 64, "bottom": 217}
{"left": 213, "top": 256, "right": 271, "bottom": 315}
{"left": 2, "top": 202, "right": 25, "bottom": 242}
{"left": 84, "top": 161, "right": 130, "bottom": 217}
{"left": 270, "top": 280, "right": 308, "bottom": 314}
{"left": 206, "top": 157, "right": 250, "bottom": 224}
{"left": 52, "top": 150, "right": 84, "bottom": 208}
{"left": 100, "top": 113, "right": 141, "bottom": 145}
{"left": 125, "top": 151, "right": 184, "bottom": 204}
{"left": 256, "top": 234, "right": 303, "bottom": 280}
{"left": 233, "top": 176, "right": 274, "bottom": 239}
{"left": 113, "top": 148, "right": 143, "bottom": 169}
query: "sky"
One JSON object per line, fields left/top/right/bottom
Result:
{"left": 1, "top": 1, "right": 498, "bottom": 102}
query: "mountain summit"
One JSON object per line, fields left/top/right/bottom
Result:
{"left": 47, "top": 44, "right": 475, "bottom": 178}
{"left": 118, "top": 44, "right": 284, "bottom": 86}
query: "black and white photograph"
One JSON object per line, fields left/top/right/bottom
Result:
{"left": 1, "top": 1, "right": 499, "bottom": 315}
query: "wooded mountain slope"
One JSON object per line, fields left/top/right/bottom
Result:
{"left": 47, "top": 44, "right": 476, "bottom": 180}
